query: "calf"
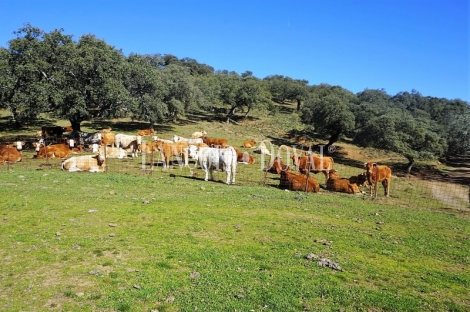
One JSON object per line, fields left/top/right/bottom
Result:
{"left": 187, "top": 146, "right": 237, "bottom": 184}
{"left": 364, "top": 162, "right": 392, "bottom": 197}
{"left": 61, "top": 153, "right": 106, "bottom": 172}
{"left": 279, "top": 169, "right": 320, "bottom": 193}
{"left": 156, "top": 141, "right": 190, "bottom": 168}
{"left": 237, "top": 151, "right": 255, "bottom": 164}
{"left": 326, "top": 170, "right": 361, "bottom": 194}
{"left": 292, "top": 154, "right": 334, "bottom": 181}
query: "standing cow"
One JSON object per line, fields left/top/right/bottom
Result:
{"left": 187, "top": 146, "right": 237, "bottom": 184}
{"left": 364, "top": 162, "right": 392, "bottom": 197}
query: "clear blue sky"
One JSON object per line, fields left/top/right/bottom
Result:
{"left": 1, "top": 0, "right": 469, "bottom": 102}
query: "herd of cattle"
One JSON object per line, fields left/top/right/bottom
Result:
{"left": 0, "top": 125, "right": 392, "bottom": 197}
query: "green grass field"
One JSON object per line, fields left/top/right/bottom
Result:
{"left": 1, "top": 107, "right": 469, "bottom": 311}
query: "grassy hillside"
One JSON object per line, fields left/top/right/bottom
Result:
{"left": 1, "top": 105, "right": 469, "bottom": 311}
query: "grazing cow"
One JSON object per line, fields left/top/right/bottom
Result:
{"left": 172, "top": 135, "right": 204, "bottom": 145}
{"left": 253, "top": 141, "right": 271, "bottom": 155}
{"left": 32, "top": 141, "right": 74, "bottom": 159}
{"left": 156, "top": 141, "right": 190, "bottom": 168}
{"left": 101, "top": 132, "right": 116, "bottom": 147}
{"left": 364, "top": 162, "right": 392, "bottom": 197}
{"left": 292, "top": 154, "right": 334, "bottom": 181}
{"left": 61, "top": 153, "right": 106, "bottom": 172}
{"left": 326, "top": 170, "right": 361, "bottom": 194}
{"left": 41, "top": 126, "right": 67, "bottom": 138}
{"left": 137, "top": 128, "right": 155, "bottom": 136}
{"left": 191, "top": 130, "right": 207, "bottom": 139}
{"left": 242, "top": 139, "right": 257, "bottom": 148}
{"left": 349, "top": 172, "right": 368, "bottom": 187}
{"left": 187, "top": 146, "right": 237, "bottom": 184}
{"left": 264, "top": 157, "right": 290, "bottom": 174}
{"left": 114, "top": 134, "right": 142, "bottom": 157}
{"left": 0, "top": 143, "right": 24, "bottom": 163}
{"left": 202, "top": 137, "right": 229, "bottom": 148}
{"left": 279, "top": 169, "right": 320, "bottom": 193}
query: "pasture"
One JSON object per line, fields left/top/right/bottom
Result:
{"left": 1, "top": 108, "right": 469, "bottom": 311}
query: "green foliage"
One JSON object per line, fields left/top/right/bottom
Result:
{"left": 300, "top": 84, "right": 356, "bottom": 145}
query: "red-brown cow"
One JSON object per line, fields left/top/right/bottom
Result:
{"left": 292, "top": 154, "right": 334, "bottom": 180}
{"left": 137, "top": 128, "right": 156, "bottom": 136}
{"left": 242, "top": 139, "right": 257, "bottom": 148}
{"left": 265, "top": 157, "right": 290, "bottom": 174}
{"left": 202, "top": 137, "right": 229, "bottom": 148}
{"left": 279, "top": 169, "right": 320, "bottom": 193}
{"left": 364, "top": 162, "right": 392, "bottom": 197}
{"left": 0, "top": 143, "right": 24, "bottom": 163}
{"left": 32, "top": 142, "right": 75, "bottom": 159}
{"left": 326, "top": 169, "right": 361, "bottom": 194}
{"left": 156, "top": 141, "right": 189, "bottom": 168}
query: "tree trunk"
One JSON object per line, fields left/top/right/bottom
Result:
{"left": 405, "top": 157, "right": 415, "bottom": 174}
{"left": 243, "top": 106, "right": 252, "bottom": 121}
{"left": 325, "top": 129, "right": 342, "bottom": 154}
{"left": 296, "top": 99, "right": 301, "bottom": 111}
{"left": 70, "top": 121, "right": 81, "bottom": 132}
{"left": 226, "top": 107, "right": 236, "bottom": 123}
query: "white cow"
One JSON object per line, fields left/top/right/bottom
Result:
{"left": 92, "top": 145, "right": 126, "bottom": 159}
{"left": 187, "top": 146, "right": 237, "bottom": 184}
{"left": 61, "top": 153, "right": 106, "bottom": 172}
{"left": 254, "top": 141, "right": 271, "bottom": 155}
{"left": 172, "top": 135, "right": 204, "bottom": 145}
{"left": 114, "top": 134, "right": 142, "bottom": 157}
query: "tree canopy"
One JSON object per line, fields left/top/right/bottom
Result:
{"left": 1, "top": 24, "right": 469, "bottom": 169}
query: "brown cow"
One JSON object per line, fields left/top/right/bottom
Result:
{"left": 279, "top": 169, "right": 320, "bottom": 193}
{"left": 101, "top": 132, "right": 116, "bottom": 147}
{"left": 265, "top": 157, "right": 290, "bottom": 174}
{"left": 137, "top": 128, "right": 156, "bottom": 136}
{"left": 101, "top": 127, "right": 112, "bottom": 133}
{"left": 32, "top": 142, "right": 74, "bottom": 159}
{"left": 0, "top": 143, "right": 24, "bottom": 163}
{"left": 237, "top": 151, "right": 255, "bottom": 164}
{"left": 326, "top": 169, "right": 361, "bottom": 194}
{"left": 156, "top": 141, "right": 189, "bottom": 168}
{"left": 242, "top": 139, "right": 257, "bottom": 148}
{"left": 202, "top": 137, "right": 229, "bottom": 148}
{"left": 292, "top": 154, "right": 334, "bottom": 180}
{"left": 364, "top": 162, "right": 392, "bottom": 197}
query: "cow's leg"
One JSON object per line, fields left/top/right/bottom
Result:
{"left": 383, "top": 178, "right": 390, "bottom": 197}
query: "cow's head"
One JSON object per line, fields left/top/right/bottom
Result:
{"left": 328, "top": 169, "right": 340, "bottom": 179}
{"left": 187, "top": 145, "right": 199, "bottom": 159}
{"left": 364, "top": 162, "right": 377, "bottom": 173}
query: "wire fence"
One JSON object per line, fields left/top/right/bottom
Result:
{"left": 2, "top": 137, "right": 469, "bottom": 211}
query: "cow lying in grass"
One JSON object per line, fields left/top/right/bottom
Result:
{"left": 279, "top": 168, "right": 320, "bottom": 193}
{"left": 326, "top": 169, "right": 361, "bottom": 194}
{"left": 61, "top": 153, "right": 106, "bottom": 172}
